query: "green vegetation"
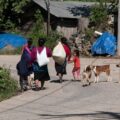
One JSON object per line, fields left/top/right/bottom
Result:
{"left": 0, "top": 67, "right": 18, "bottom": 101}
{"left": 63, "top": 0, "right": 113, "bottom": 2}
{"left": 0, "top": 0, "right": 31, "bottom": 32}
{"left": 27, "top": 9, "right": 62, "bottom": 49}
{"left": 0, "top": 0, "right": 118, "bottom": 54}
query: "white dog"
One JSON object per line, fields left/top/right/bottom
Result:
{"left": 28, "top": 73, "right": 35, "bottom": 88}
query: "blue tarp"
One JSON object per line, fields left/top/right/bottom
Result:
{"left": 0, "top": 33, "right": 27, "bottom": 49}
{"left": 91, "top": 32, "right": 117, "bottom": 56}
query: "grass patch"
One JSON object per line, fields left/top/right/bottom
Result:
{"left": 0, "top": 67, "right": 19, "bottom": 102}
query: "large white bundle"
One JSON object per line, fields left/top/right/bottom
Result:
{"left": 52, "top": 42, "right": 66, "bottom": 65}
{"left": 37, "top": 47, "right": 50, "bottom": 67}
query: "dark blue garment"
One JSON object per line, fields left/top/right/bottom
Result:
{"left": 32, "top": 62, "right": 47, "bottom": 73}
{"left": 22, "top": 49, "right": 32, "bottom": 63}
{"left": 16, "top": 47, "right": 33, "bottom": 76}
{"left": 91, "top": 32, "right": 117, "bottom": 56}
{"left": 16, "top": 60, "right": 31, "bottom": 76}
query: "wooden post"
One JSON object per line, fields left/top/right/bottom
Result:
{"left": 45, "top": 0, "right": 50, "bottom": 36}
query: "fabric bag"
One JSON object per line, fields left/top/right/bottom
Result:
{"left": 52, "top": 42, "right": 66, "bottom": 58}
{"left": 52, "top": 56, "right": 65, "bottom": 65}
{"left": 52, "top": 42, "right": 66, "bottom": 65}
{"left": 37, "top": 47, "right": 50, "bottom": 67}
{"left": 32, "top": 62, "right": 41, "bottom": 72}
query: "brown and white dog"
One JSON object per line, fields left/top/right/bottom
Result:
{"left": 91, "top": 65, "right": 111, "bottom": 83}
{"left": 82, "top": 64, "right": 111, "bottom": 84}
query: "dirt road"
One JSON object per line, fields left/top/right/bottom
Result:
{"left": 0, "top": 55, "right": 120, "bottom": 120}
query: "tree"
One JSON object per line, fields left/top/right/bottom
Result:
{"left": 45, "top": 0, "right": 50, "bottom": 36}
{"left": 0, "top": 0, "right": 31, "bottom": 31}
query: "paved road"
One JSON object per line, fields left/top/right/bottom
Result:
{"left": 0, "top": 55, "right": 120, "bottom": 120}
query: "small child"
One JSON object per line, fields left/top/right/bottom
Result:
{"left": 69, "top": 50, "right": 80, "bottom": 81}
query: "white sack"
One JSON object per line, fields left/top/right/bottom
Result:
{"left": 52, "top": 42, "right": 66, "bottom": 65}
{"left": 52, "top": 42, "right": 66, "bottom": 58}
{"left": 37, "top": 47, "right": 50, "bottom": 67}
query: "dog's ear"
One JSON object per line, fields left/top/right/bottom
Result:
{"left": 116, "top": 64, "right": 120, "bottom": 67}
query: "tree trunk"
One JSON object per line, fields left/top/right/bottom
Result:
{"left": 45, "top": 0, "right": 50, "bottom": 36}
{"left": 117, "top": 0, "right": 120, "bottom": 56}
{"left": 47, "top": 0, "right": 50, "bottom": 36}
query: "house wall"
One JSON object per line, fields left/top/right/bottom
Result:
{"left": 53, "top": 18, "right": 78, "bottom": 39}
{"left": 39, "top": 6, "right": 87, "bottom": 38}
{"left": 37, "top": 5, "right": 85, "bottom": 38}
{"left": 56, "top": 25, "right": 77, "bottom": 39}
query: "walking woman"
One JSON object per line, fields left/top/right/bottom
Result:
{"left": 16, "top": 38, "right": 34, "bottom": 91}
{"left": 55, "top": 37, "right": 71, "bottom": 83}
{"left": 31, "top": 38, "right": 52, "bottom": 90}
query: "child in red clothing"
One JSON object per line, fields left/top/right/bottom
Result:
{"left": 69, "top": 50, "right": 80, "bottom": 81}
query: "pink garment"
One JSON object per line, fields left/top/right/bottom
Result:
{"left": 31, "top": 46, "right": 52, "bottom": 62}
{"left": 72, "top": 67, "right": 80, "bottom": 79}
{"left": 21, "top": 44, "right": 28, "bottom": 53}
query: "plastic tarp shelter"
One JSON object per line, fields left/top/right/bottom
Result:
{"left": 0, "top": 33, "right": 27, "bottom": 49}
{"left": 91, "top": 32, "right": 117, "bottom": 56}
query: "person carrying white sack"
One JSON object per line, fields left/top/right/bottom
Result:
{"left": 31, "top": 38, "right": 52, "bottom": 90}
{"left": 53, "top": 37, "right": 71, "bottom": 83}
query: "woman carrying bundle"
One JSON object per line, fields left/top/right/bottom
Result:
{"left": 53, "top": 37, "right": 71, "bottom": 83}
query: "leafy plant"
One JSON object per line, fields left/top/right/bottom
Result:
{"left": 0, "top": 67, "right": 18, "bottom": 101}
{"left": 89, "top": 1, "right": 108, "bottom": 28}
{"left": 0, "top": 0, "right": 31, "bottom": 31}
{"left": 27, "top": 9, "right": 62, "bottom": 49}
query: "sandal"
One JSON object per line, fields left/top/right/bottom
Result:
{"left": 40, "top": 87, "right": 46, "bottom": 90}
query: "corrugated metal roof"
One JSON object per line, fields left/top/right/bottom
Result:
{"left": 33, "top": 0, "right": 97, "bottom": 19}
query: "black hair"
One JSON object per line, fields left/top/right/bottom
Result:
{"left": 61, "top": 37, "right": 68, "bottom": 45}
{"left": 38, "top": 38, "right": 46, "bottom": 46}
{"left": 60, "top": 37, "right": 71, "bottom": 50}
{"left": 27, "top": 38, "right": 33, "bottom": 46}
{"left": 74, "top": 50, "right": 80, "bottom": 57}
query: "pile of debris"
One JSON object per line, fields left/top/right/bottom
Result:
{"left": 68, "top": 33, "right": 92, "bottom": 56}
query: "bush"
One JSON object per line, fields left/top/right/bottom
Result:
{"left": 0, "top": 67, "right": 18, "bottom": 101}
{"left": 45, "top": 31, "right": 62, "bottom": 49}
{"left": 89, "top": 1, "right": 108, "bottom": 29}
{"left": 28, "top": 31, "right": 62, "bottom": 50}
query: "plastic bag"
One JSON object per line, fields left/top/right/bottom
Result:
{"left": 91, "top": 32, "right": 116, "bottom": 55}
{"left": 37, "top": 47, "right": 50, "bottom": 67}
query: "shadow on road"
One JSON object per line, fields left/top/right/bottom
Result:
{"left": 50, "top": 79, "right": 69, "bottom": 83}
{"left": 39, "top": 111, "right": 120, "bottom": 119}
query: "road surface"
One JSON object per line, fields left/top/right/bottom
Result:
{"left": 0, "top": 55, "right": 120, "bottom": 120}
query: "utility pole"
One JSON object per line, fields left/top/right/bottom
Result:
{"left": 117, "top": 0, "right": 120, "bottom": 56}
{"left": 45, "top": 0, "right": 50, "bottom": 36}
